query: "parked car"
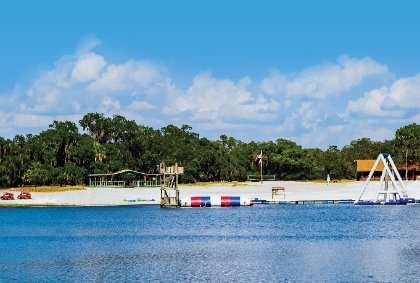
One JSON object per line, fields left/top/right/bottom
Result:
{"left": 1, "top": 192, "right": 15, "bottom": 200}
{"left": 17, "top": 192, "right": 32, "bottom": 199}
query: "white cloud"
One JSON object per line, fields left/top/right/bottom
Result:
{"left": 300, "top": 128, "right": 327, "bottom": 147}
{"left": 12, "top": 114, "right": 49, "bottom": 128}
{"left": 296, "top": 102, "right": 321, "bottom": 129}
{"left": 172, "top": 72, "right": 277, "bottom": 122}
{"left": 2, "top": 39, "right": 419, "bottom": 150}
{"left": 261, "top": 55, "right": 390, "bottom": 98}
{"left": 71, "top": 53, "right": 107, "bottom": 83}
{"left": 75, "top": 35, "right": 101, "bottom": 56}
{"left": 412, "top": 113, "right": 420, "bottom": 124}
{"left": 128, "top": 101, "right": 156, "bottom": 110}
{"left": 0, "top": 111, "right": 12, "bottom": 133}
{"left": 344, "top": 73, "right": 420, "bottom": 118}
{"left": 98, "top": 96, "right": 121, "bottom": 114}
{"left": 359, "top": 127, "right": 395, "bottom": 142}
{"left": 344, "top": 86, "right": 404, "bottom": 118}
{"left": 87, "top": 60, "right": 163, "bottom": 93}
{"left": 9, "top": 42, "right": 172, "bottom": 121}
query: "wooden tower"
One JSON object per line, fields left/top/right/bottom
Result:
{"left": 159, "top": 162, "right": 183, "bottom": 207}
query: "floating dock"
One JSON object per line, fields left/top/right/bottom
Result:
{"left": 253, "top": 198, "right": 420, "bottom": 205}
{"left": 252, "top": 199, "right": 355, "bottom": 205}
{"left": 354, "top": 198, "right": 416, "bottom": 205}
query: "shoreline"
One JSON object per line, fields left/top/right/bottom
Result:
{"left": 1, "top": 180, "right": 420, "bottom": 207}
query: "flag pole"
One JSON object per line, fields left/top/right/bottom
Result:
{"left": 260, "top": 150, "right": 263, "bottom": 184}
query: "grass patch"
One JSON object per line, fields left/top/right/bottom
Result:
{"left": 8, "top": 186, "right": 86, "bottom": 192}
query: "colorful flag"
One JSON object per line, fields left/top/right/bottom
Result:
{"left": 255, "top": 153, "right": 262, "bottom": 163}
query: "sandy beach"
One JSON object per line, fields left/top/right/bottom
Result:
{"left": 2, "top": 180, "right": 420, "bottom": 206}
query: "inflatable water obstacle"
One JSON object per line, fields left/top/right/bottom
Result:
{"left": 354, "top": 153, "right": 414, "bottom": 205}
{"left": 179, "top": 196, "right": 253, "bottom": 207}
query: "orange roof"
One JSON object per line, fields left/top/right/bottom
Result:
{"left": 356, "top": 160, "right": 384, "bottom": 172}
{"left": 404, "top": 163, "right": 420, "bottom": 171}
{"left": 356, "top": 159, "right": 420, "bottom": 172}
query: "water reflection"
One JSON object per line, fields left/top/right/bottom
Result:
{"left": 1, "top": 205, "right": 420, "bottom": 282}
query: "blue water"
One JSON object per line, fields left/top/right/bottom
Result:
{"left": 1, "top": 205, "right": 420, "bottom": 282}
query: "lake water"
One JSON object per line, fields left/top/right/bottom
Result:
{"left": 1, "top": 204, "right": 420, "bottom": 282}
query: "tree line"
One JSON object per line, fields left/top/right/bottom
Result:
{"left": 0, "top": 112, "right": 419, "bottom": 187}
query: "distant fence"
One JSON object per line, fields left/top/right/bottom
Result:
{"left": 89, "top": 181, "right": 126, "bottom": 188}
{"left": 89, "top": 180, "right": 160, "bottom": 188}
{"left": 132, "top": 180, "right": 160, "bottom": 187}
{"left": 247, "top": 175, "right": 278, "bottom": 181}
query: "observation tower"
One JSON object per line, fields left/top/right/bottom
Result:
{"left": 159, "top": 162, "right": 183, "bottom": 207}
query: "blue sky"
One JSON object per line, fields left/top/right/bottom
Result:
{"left": 1, "top": 1, "right": 420, "bottom": 149}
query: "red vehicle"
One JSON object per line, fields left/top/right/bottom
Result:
{"left": 1, "top": 192, "right": 15, "bottom": 200}
{"left": 18, "top": 192, "right": 32, "bottom": 199}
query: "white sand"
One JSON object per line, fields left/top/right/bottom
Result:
{"left": 2, "top": 180, "right": 420, "bottom": 206}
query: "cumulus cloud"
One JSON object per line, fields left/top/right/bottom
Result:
{"left": 344, "top": 73, "right": 420, "bottom": 118}
{"left": 359, "top": 127, "right": 395, "bottom": 141}
{"left": 261, "top": 55, "right": 390, "bottom": 98}
{"left": 128, "top": 101, "right": 156, "bottom": 110}
{"left": 170, "top": 72, "right": 278, "bottom": 122}
{"left": 71, "top": 53, "right": 107, "bottom": 83}
{"left": 10, "top": 43, "right": 173, "bottom": 119}
{"left": 11, "top": 114, "right": 65, "bottom": 128}
{"left": 296, "top": 102, "right": 321, "bottom": 129}
{"left": 0, "top": 38, "right": 178, "bottom": 138}
{"left": 2, "top": 39, "right": 419, "bottom": 150}
{"left": 98, "top": 96, "right": 121, "bottom": 114}
{"left": 87, "top": 60, "right": 164, "bottom": 94}
{"left": 75, "top": 35, "right": 101, "bottom": 56}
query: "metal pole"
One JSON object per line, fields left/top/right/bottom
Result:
{"left": 260, "top": 150, "right": 263, "bottom": 184}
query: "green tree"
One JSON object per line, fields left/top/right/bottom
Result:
{"left": 394, "top": 123, "right": 420, "bottom": 180}
{"left": 64, "top": 162, "right": 87, "bottom": 185}
{"left": 79, "top": 113, "right": 112, "bottom": 144}
{"left": 322, "top": 145, "right": 347, "bottom": 180}
{"left": 305, "top": 148, "right": 325, "bottom": 180}
{"left": 24, "top": 162, "right": 48, "bottom": 187}
{"left": 0, "top": 165, "right": 7, "bottom": 187}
